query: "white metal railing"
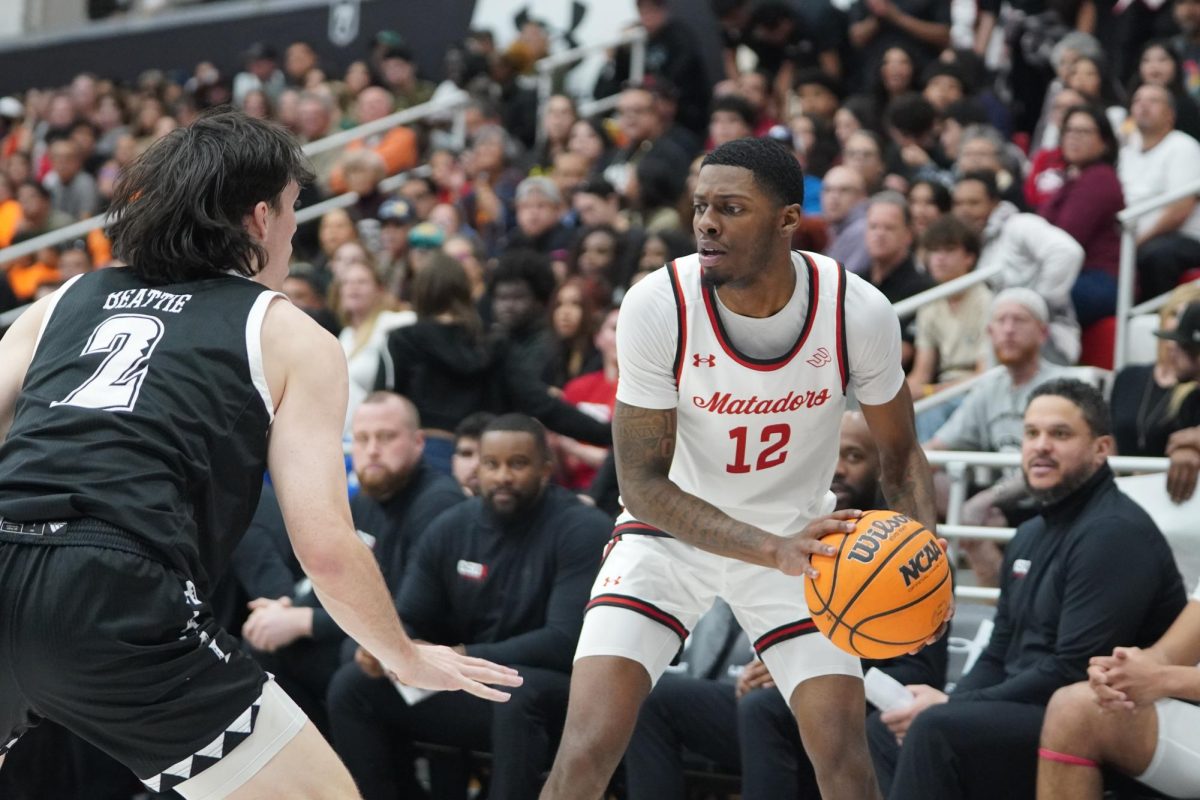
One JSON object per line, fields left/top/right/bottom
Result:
{"left": 1130, "top": 276, "right": 1200, "bottom": 317}
{"left": 535, "top": 27, "right": 646, "bottom": 143}
{"left": 1115, "top": 176, "right": 1200, "bottom": 370}
{"left": 0, "top": 90, "right": 473, "bottom": 265}
{"left": 893, "top": 262, "right": 1006, "bottom": 320}
{"left": 911, "top": 367, "right": 1002, "bottom": 415}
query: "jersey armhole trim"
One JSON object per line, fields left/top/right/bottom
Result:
{"left": 31, "top": 273, "right": 86, "bottom": 357}
{"left": 246, "top": 291, "right": 284, "bottom": 423}
{"left": 835, "top": 262, "right": 850, "bottom": 394}
{"left": 668, "top": 260, "right": 687, "bottom": 387}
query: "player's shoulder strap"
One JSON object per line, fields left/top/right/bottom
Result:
{"left": 665, "top": 257, "right": 690, "bottom": 388}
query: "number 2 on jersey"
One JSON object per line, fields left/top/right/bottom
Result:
{"left": 51, "top": 314, "right": 165, "bottom": 413}
{"left": 727, "top": 424, "right": 790, "bottom": 473}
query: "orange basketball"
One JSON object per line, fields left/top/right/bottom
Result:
{"left": 804, "top": 510, "right": 952, "bottom": 660}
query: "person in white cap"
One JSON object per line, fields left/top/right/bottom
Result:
{"left": 926, "top": 287, "right": 1069, "bottom": 585}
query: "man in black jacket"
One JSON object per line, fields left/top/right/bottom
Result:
{"left": 867, "top": 379, "right": 1187, "bottom": 799}
{"left": 239, "top": 392, "right": 466, "bottom": 730}
{"left": 327, "top": 414, "right": 611, "bottom": 800}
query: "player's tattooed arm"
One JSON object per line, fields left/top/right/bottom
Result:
{"left": 613, "top": 401, "right": 783, "bottom": 568}
{"left": 860, "top": 385, "right": 939, "bottom": 531}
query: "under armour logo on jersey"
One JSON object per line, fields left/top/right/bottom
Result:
{"left": 806, "top": 348, "right": 832, "bottom": 368}
{"left": 693, "top": 353, "right": 717, "bottom": 367}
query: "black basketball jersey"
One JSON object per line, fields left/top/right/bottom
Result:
{"left": 0, "top": 268, "right": 280, "bottom": 589}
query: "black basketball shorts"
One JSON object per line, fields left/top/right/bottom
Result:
{"left": 0, "top": 529, "right": 269, "bottom": 792}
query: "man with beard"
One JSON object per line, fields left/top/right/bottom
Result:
{"left": 327, "top": 414, "right": 610, "bottom": 800}
{"left": 622, "top": 412, "right": 947, "bottom": 800}
{"left": 926, "top": 288, "right": 1066, "bottom": 587}
{"left": 239, "top": 392, "right": 466, "bottom": 730}
{"left": 867, "top": 379, "right": 1186, "bottom": 800}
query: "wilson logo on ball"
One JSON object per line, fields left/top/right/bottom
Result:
{"left": 845, "top": 513, "right": 911, "bottom": 564}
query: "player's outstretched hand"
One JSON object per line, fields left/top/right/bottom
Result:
{"left": 774, "top": 509, "right": 861, "bottom": 578}
{"left": 389, "top": 644, "right": 524, "bottom": 702}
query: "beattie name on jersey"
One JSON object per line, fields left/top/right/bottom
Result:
{"left": 103, "top": 288, "right": 193, "bottom": 314}
{"left": 692, "top": 389, "right": 832, "bottom": 414}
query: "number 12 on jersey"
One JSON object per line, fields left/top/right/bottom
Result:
{"left": 727, "top": 424, "right": 790, "bottom": 473}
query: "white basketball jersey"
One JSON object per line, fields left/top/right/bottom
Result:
{"left": 628, "top": 251, "right": 850, "bottom": 536}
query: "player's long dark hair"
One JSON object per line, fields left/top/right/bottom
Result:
{"left": 107, "top": 107, "right": 314, "bottom": 284}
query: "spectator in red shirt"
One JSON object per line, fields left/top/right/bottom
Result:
{"left": 558, "top": 306, "right": 619, "bottom": 490}
{"left": 1039, "top": 104, "right": 1125, "bottom": 327}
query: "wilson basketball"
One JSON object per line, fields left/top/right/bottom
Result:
{"left": 804, "top": 510, "right": 952, "bottom": 660}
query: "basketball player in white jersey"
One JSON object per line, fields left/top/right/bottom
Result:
{"left": 539, "top": 137, "right": 940, "bottom": 800}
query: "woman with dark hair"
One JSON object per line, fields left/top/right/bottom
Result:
{"left": 544, "top": 276, "right": 603, "bottom": 388}
{"left": 570, "top": 224, "right": 628, "bottom": 294}
{"left": 380, "top": 257, "right": 612, "bottom": 470}
{"left": 529, "top": 94, "right": 578, "bottom": 173}
{"left": 636, "top": 229, "right": 695, "bottom": 274}
{"left": 631, "top": 154, "right": 687, "bottom": 233}
{"left": 1065, "top": 54, "right": 1128, "bottom": 135}
{"left": 567, "top": 117, "right": 614, "bottom": 177}
{"left": 1039, "top": 104, "right": 1125, "bottom": 327}
{"left": 908, "top": 178, "right": 952, "bottom": 268}
{"left": 867, "top": 45, "right": 918, "bottom": 121}
{"left": 1128, "top": 40, "right": 1200, "bottom": 141}
{"left": 833, "top": 95, "right": 881, "bottom": 149}
{"left": 792, "top": 112, "right": 839, "bottom": 179}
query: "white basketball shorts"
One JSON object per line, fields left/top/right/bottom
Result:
{"left": 575, "top": 522, "right": 861, "bottom": 702}
{"left": 1136, "top": 697, "right": 1200, "bottom": 798}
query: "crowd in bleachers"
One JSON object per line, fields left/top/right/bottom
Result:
{"left": 5, "top": 0, "right": 1200, "bottom": 797}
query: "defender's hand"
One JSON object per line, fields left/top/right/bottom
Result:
{"left": 387, "top": 644, "right": 524, "bottom": 703}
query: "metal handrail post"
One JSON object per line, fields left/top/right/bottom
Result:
{"left": 630, "top": 30, "right": 646, "bottom": 84}
{"left": 1114, "top": 224, "right": 1139, "bottom": 371}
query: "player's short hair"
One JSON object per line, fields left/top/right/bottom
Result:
{"left": 701, "top": 136, "right": 805, "bottom": 209}
{"left": 108, "top": 107, "right": 314, "bottom": 284}
{"left": 1028, "top": 378, "right": 1112, "bottom": 437}
{"left": 482, "top": 413, "right": 552, "bottom": 461}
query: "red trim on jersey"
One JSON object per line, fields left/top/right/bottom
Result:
{"left": 668, "top": 260, "right": 687, "bottom": 387}
{"left": 835, "top": 262, "right": 849, "bottom": 394}
{"left": 613, "top": 521, "right": 671, "bottom": 538}
{"left": 753, "top": 619, "right": 819, "bottom": 655}
{"left": 586, "top": 593, "right": 689, "bottom": 641}
{"left": 700, "top": 252, "right": 819, "bottom": 371}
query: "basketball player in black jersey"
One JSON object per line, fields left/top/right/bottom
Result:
{"left": 0, "top": 109, "right": 520, "bottom": 799}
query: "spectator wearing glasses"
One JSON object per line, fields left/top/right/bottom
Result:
{"left": 1038, "top": 104, "right": 1124, "bottom": 328}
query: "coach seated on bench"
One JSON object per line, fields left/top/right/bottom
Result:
{"left": 326, "top": 414, "right": 611, "bottom": 800}
{"left": 868, "top": 379, "right": 1187, "bottom": 800}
